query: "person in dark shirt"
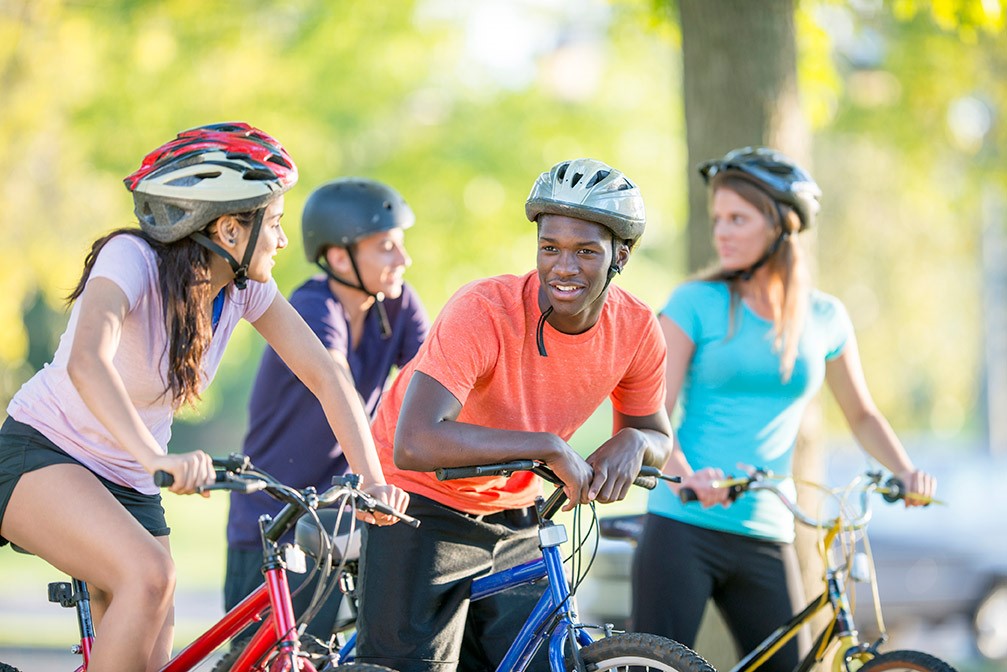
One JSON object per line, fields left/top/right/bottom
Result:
{"left": 224, "top": 177, "right": 429, "bottom": 638}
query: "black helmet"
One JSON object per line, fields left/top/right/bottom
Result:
{"left": 699, "top": 147, "right": 821, "bottom": 230}
{"left": 301, "top": 178, "right": 415, "bottom": 263}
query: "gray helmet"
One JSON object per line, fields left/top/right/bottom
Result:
{"left": 301, "top": 178, "right": 415, "bottom": 263}
{"left": 525, "top": 158, "right": 646, "bottom": 245}
{"left": 699, "top": 147, "right": 821, "bottom": 231}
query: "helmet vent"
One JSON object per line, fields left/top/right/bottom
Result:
{"left": 585, "top": 170, "right": 610, "bottom": 189}
{"left": 243, "top": 168, "right": 276, "bottom": 181}
{"left": 556, "top": 163, "right": 570, "bottom": 181}
{"left": 266, "top": 154, "right": 293, "bottom": 169}
{"left": 167, "top": 174, "right": 214, "bottom": 187}
{"left": 569, "top": 172, "right": 584, "bottom": 187}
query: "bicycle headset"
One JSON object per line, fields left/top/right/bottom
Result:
{"left": 525, "top": 158, "right": 646, "bottom": 357}
{"left": 123, "top": 121, "right": 298, "bottom": 290}
{"left": 300, "top": 178, "right": 416, "bottom": 338}
{"left": 698, "top": 146, "right": 821, "bottom": 281}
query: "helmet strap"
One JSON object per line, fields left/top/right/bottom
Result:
{"left": 315, "top": 252, "right": 392, "bottom": 339}
{"left": 188, "top": 209, "right": 265, "bottom": 291}
{"left": 536, "top": 305, "right": 554, "bottom": 357}
{"left": 538, "top": 238, "right": 622, "bottom": 357}
{"left": 723, "top": 202, "right": 790, "bottom": 283}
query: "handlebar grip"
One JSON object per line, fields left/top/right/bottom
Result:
{"left": 154, "top": 470, "right": 174, "bottom": 487}
{"left": 679, "top": 487, "right": 699, "bottom": 503}
{"left": 372, "top": 499, "right": 421, "bottom": 528}
{"left": 633, "top": 475, "right": 658, "bottom": 490}
{"left": 435, "top": 461, "right": 537, "bottom": 481}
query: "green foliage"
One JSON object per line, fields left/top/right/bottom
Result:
{"left": 0, "top": 0, "right": 999, "bottom": 445}
{"left": 0, "top": 0, "right": 682, "bottom": 453}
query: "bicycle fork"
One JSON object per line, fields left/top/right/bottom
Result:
{"left": 48, "top": 577, "right": 93, "bottom": 671}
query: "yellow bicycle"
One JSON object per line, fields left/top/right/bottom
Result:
{"left": 676, "top": 469, "right": 957, "bottom": 672}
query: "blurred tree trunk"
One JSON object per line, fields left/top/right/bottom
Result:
{"left": 676, "top": 1, "right": 824, "bottom": 669}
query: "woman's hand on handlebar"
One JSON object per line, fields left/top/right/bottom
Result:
{"left": 360, "top": 483, "right": 411, "bottom": 526}
{"left": 679, "top": 467, "right": 732, "bottom": 508}
{"left": 896, "top": 468, "right": 937, "bottom": 507}
{"left": 148, "top": 451, "right": 215, "bottom": 496}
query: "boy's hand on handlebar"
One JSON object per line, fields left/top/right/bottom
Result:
{"left": 361, "top": 483, "right": 411, "bottom": 526}
{"left": 544, "top": 445, "right": 594, "bottom": 512}
{"left": 149, "top": 451, "right": 214, "bottom": 496}
{"left": 679, "top": 467, "right": 732, "bottom": 508}
{"left": 896, "top": 468, "right": 937, "bottom": 507}
{"left": 585, "top": 435, "right": 646, "bottom": 504}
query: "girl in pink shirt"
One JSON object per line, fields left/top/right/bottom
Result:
{"left": 0, "top": 123, "right": 407, "bottom": 672}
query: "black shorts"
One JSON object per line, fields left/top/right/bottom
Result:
{"left": 356, "top": 493, "right": 548, "bottom": 672}
{"left": 0, "top": 416, "right": 169, "bottom": 548}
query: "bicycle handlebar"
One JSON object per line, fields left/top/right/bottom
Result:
{"left": 678, "top": 470, "right": 915, "bottom": 529}
{"left": 435, "top": 461, "right": 681, "bottom": 491}
{"left": 153, "top": 454, "right": 419, "bottom": 527}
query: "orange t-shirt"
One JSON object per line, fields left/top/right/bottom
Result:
{"left": 372, "top": 271, "right": 667, "bottom": 515}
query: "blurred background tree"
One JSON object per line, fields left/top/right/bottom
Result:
{"left": 0, "top": 0, "right": 1002, "bottom": 455}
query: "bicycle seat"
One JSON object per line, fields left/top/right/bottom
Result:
{"left": 294, "top": 508, "right": 361, "bottom": 565}
{"left": 598, "top": 514, "right": 644, "bottom": 542}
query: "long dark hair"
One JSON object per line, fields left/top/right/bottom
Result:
{"left": 67, "top": 209, "right": 260, "bottom": 408}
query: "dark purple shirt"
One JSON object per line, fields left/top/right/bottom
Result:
{"left": 226, "top": 276, "right": 429, "bottom": 549}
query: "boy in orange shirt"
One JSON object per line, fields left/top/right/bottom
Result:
{"left": 356, "top": 159, "right": 673, "bottom": 671}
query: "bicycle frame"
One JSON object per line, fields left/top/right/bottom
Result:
{"left": 469, "top": 515, "right": 594, "bottom": 672}
{"left": 164, "top": 563, "right": 301, "bottom": 671}
{"left": 724, "top": 484, "right": 885, "bottom": 672}
{"left": 57, "top": 558, "right": 304, "bottom": 672}
{"left": 49, "top": 465, "right": 414, "bottom": 672}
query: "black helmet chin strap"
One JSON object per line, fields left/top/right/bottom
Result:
{"left": 189, "top": 209, "right": 266, "bottom": 291}
{"left": 315, "top": 249, "right": 392, "bottom": 339}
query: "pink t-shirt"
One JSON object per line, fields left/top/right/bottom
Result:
{"left": 373, "top": 271, "right": 667, "bottom": 515}
{"left": 7, "top": 234, "right": 277, "bottom": 494}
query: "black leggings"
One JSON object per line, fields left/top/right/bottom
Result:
{"left": 631, "top": 515, "right": 809, "bottom": 672}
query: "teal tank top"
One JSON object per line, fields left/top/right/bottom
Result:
{"left": 647, "top": 281, "right": 852, "bottom": 542}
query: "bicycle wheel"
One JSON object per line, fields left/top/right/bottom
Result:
{"left": 855, "top": 650, "right": 958, "bottom": 672}
{"left": 570, "top": 632, "right": 716, "bottom": 672}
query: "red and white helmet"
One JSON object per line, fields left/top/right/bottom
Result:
{"left": 124, "top": 122, "right": 298, "bottom": 243}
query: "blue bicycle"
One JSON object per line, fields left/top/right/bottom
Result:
{"left": 428, "top": 460, "right": 716, "bottom": 672}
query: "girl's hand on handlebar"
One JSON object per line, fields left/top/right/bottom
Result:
{"left": 149, "top": 451, "right": 214, "bottom": 496}
{"left": 679, "top": 467, "right": 731, "bottom": 508}
{"left": 361, "top": 483, "right": 411, "bottom": 526}
{"left": 896, "top": 468, "right": 937, "bottom": 507}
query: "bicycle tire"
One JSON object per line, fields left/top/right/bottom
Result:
{"left": 569, "top": 632, "right": 716, "bottom": 672}
{"left": 855, "top": 650, "right": 958, "bottom": 672}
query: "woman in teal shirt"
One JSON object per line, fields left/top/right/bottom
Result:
{"left": 631, "top": 147, "right": 937, "bottom": 672}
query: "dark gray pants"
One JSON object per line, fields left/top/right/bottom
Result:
{"left": 356, "top": 494, "right": 549, "bottom": 672}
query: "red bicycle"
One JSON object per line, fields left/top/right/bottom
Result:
{"left": 0, "top": 454, "right": 415, "bottom": 672}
